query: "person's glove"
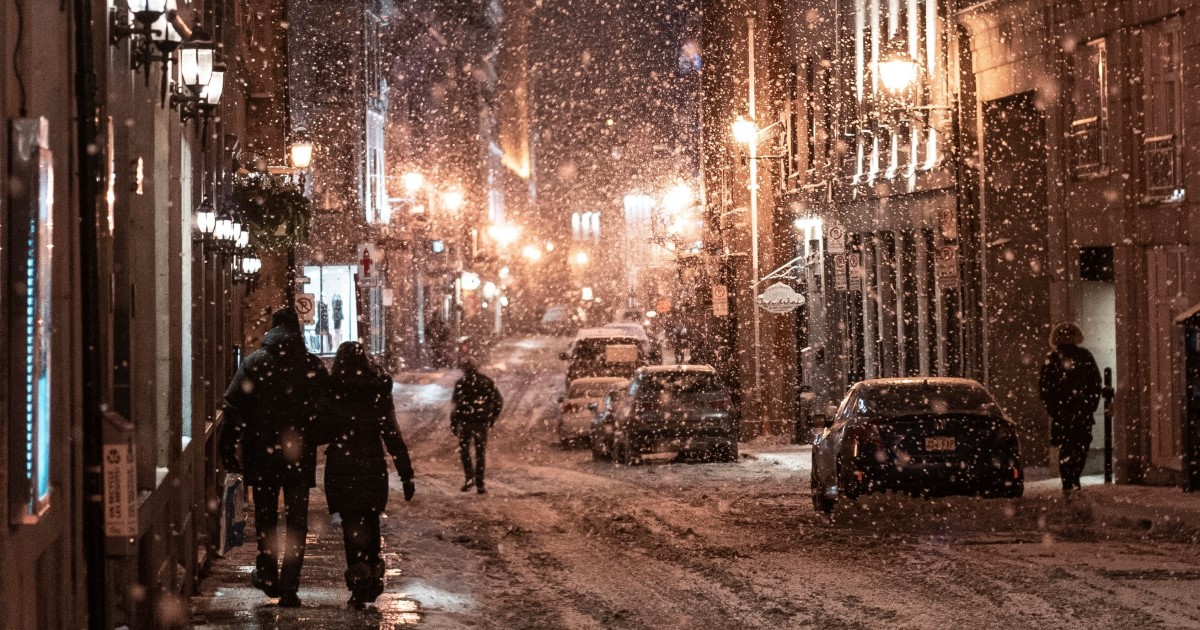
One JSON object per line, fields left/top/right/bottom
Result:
{"left": 402, "top": 480, "right": 415, "bottom": 502}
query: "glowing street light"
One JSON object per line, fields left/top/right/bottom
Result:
{"left": 441, "top": 188, "right": 465, "bottom": 212}
{"left": 487, "top": 223, "right": 521, "bottom": 248}
{"left": 662, "top": 183, "right": 695, "bottom": 215}
{"left": 731, "top": 115, "right": 758, "bottom": 145}
{"left": 876, "top": 51, "right": 919, "bottom": 92}
{"left": 573, "top": 251, "right": 589, "bottom": 266}
{"left": 521, "top": 244, "right": 543, "bottom": 262}
{"left": 402, "top": 172, "right": 425, "bottom": 194}
{"left": 289, "top": 135, "right": 313, "bottom": 170}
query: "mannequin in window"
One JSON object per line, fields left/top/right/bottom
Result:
{"left": 332, "top": 294, "right": 344, "bottom": 347}
{"left": 317, "top": 298, "right": 331, "bottom": 354}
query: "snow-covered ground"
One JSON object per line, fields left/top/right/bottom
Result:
{"left": 192, "top": 336, "right": 1200, "bottom": 629}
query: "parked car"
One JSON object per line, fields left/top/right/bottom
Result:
{"left": 540, "top": 305, "right": 575, "bottom": 335}
{"left": 602, "top": 322, "right": 661, "bottom": 363}
{"left": 558, "top": 377, "right": 628, "bottom": 447}
{"left": 592, "top": 365, "right": 738, "bottom": 465}
{"left": 561, "top": 329, "right": 648, "bottom": 381}
{"left": 589, "top": 388, "right": 624, "bottom": 460}
{"left": 810, "top": 378, "right": 1024, "bottom": 513}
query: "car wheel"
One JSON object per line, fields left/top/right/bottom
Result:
{"left": 614, "top": 434, "right": 640, "bottom": 466}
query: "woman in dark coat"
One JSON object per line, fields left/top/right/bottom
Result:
{"left": 324, "top": 342, "right": 416, "bottom": 609}
{"left": 1038, "top": 322, "right": 1102, "bottom": 495}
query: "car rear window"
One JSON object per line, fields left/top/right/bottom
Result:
{"left": 569, "top": 382, "right": 624, "bottom": 399}
{"left": 574, "top": 339, "right": 642, "bottom": 363}
{"left": 861, "top": 384, "right": 995, "bottom": 415}
{"left": 637, "top": 373, "right": 725, "bottom": 397}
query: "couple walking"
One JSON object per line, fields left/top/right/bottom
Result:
{"left": 219, "top": 308, "right": 415, "bottom": 609}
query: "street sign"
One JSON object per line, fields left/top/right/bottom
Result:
{"left": 103, "top": 443, "right": 138, "bottom": 538}
{"left": 756, "top": 282, "right": 805, "bottom": 314}
{"left": 382, "top": 288, "right": 395, "bottom": 307}
{"left": 848, "top": 252, "right": 865, "bottom": 292}
{"left": 296, "top": 292, "right": 317, "bottom": 325}
{"left": 939, "top": 208, "right": 958, "bottom": 241}
{"left": 712, "top": 285, "right": 729, "bottom": 317}
{"left": 832, "top": 253, "right": 848, "bottom": 291}
{"left": 936, "top": 245, "right": 960, "bottom": 289}
{"left": 356, "top": 242, "right": 378, "bottom": 283}
{"left": 825, "top": 223, "right": 846, "bottom": 254}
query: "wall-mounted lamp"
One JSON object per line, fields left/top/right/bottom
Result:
{"left": 193, "top": 197, "right": 217, "bottom": 251}
{"left": 110, "top": 0, "right": 180, "bottom": 85}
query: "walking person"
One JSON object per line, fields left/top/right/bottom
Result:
{"left": 1038, "top": 322, "right": 1102, "bottom": 496}
{"left": 220, "top": 307, "right": 328, "bottom": 607}
{"left": 451, "top": 358, "right": 504, "bottom": 494}
{"left": 322, "top": 341, "right": 416, "bottom": 609}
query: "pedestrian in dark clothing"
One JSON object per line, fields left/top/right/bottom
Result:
{"left": 220, "top": 307, "right": 329, "bottom": 607}
{"left": 1039, "top": 322, "right": 1102, "bottom": 495}
{"left": 322, "top": 341, "right": 416, "bottom": 609}
{"left": 451, "top": 358, "right": 503, "bottom": 493}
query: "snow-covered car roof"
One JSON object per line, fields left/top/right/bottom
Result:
{"left": 637, "top": 364, "right": 717, "bottom": 375}
{"left": 568, "top": 376, "right": 631, "bottom": 387}
{"left": 852, "top": 377, "right": 987, "bottom": 391}
{"left": 574, "top": 327, "right": 638, "bottom": 340}
{"left": 602, "top": 322, "right": 649, "bottom": 341}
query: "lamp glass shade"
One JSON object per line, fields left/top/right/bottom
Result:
{"left": 877, "top": 56, "right": 919, "bottom": 92}
{"left": 132, "top": 0, "right": 168, "bottom": 13}
{"left": 200, "top": 70, "right": 224, "bottom": 105}
{"left": 235, "top": 230, "right": 249, "bottom": 249}
{"left": 178, "top": 45, "right": 214, "bottom": 92}
{"left": 731, "top": 116, "right": 757, "bottom": 144}
{"left": 195, "top": 207, "right": 217, "bottom": 235}
{"left": 290, "top": 141, "right": 314, "bottom": 169}
{"left": 402, "top": 172, "right": 424, "bottom": 193}
{"left": 214, "top": 217, "right": 234, "bottom": 243}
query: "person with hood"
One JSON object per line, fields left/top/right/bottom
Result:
{"left": 219, "top": 307, "right": 328, "bottom": 607}
{"left": 1038, "top": 322, "right": 1102, "bottom": 496}
{"left": 323, "top": 341, "right": 416, "bottom": 609}
{"left": 451, "top": 357, "right": 503, "bottom": 493}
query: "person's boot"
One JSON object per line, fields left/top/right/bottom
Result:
{"left": 251, "top": 559, "right": 280, "bottom": 598}
{"left": 277, "top": 591, "right": 301, "bottom": 608}
{"left": 460, "top": 479, "right": 474, "bottom": 492}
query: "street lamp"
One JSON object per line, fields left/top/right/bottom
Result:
{"left": 521, "top": 244, "right": 543, "bottom": 262}
{"left": 487, "top": 223, "right": 521, "bottom": 249}
{"left": 402, "top": 172, "right": 425, "bottom": 194}
{"left": 193, "top": 198, "right": 217, "bottom": 251}
{"left": 876, "top": 52, "right": 920, "bottom": 93}
{"left": 290, "top": 131, "right": 314, "bottom": 170}
{"left": 731, "top": 115, "right": 758, "bottom": 145}
{"left": 573, "top": 251, "right": 589, "bottom": 266}
{"left": 441, "top": 189, "right": 465, "bottom": 213}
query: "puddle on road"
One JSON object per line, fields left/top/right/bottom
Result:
{"left": 375, "top": 594, "right": 423, "bottom": 625}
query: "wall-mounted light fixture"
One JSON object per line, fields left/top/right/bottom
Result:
{"left": 110, "top": 0, "right": 180, "bottom": 85}
{"left": 193, "top": 198, "right": 217, "bottom": 252}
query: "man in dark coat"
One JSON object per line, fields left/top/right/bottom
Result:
{"left": 220, "top": 307, "right": 329, "bottom": 606}
{"left": 451, "top": 358, "right": 503, "bottom": 493}
{"left": 1039, "top": 322, "right": 1102, "bottom": 495}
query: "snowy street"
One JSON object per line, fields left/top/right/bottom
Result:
{"left": 192, "top": 336, "right": 1200, "bottom": 629}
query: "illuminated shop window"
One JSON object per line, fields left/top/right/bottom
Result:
{"left": 8, "top": 119, "right": 53, "bottom": 523}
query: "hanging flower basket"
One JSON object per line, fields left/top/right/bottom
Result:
{"left": 233, "top": 173, "right": 313, "bottom": 251}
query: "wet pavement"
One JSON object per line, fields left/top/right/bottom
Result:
{"left": 192, "top": 336, "right": 1200, "bottom": 629}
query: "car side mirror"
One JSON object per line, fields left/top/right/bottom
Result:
{"left": 587, "top": 403, "right": 598, "bottom": 411}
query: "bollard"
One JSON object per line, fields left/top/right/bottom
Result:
{"left": 1102, "top": 367, "right": 1115, "bottom": 484}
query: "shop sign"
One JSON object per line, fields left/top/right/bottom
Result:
{"left": 711, "top": 285, "right": 729, "bottom": 317}
{"left": 382, "top": 288, "right": 395, "bottom": 307}
{"left": 296, "top": 292, "right": 317, "bottom": 325}
{"left": 103, "top": 443, "right": 138, "bottom": 538}
{"left": 756, "top": 282, "right": 805, "bottom": 314}
{"left": 936, "top": 245, "right": 960, "bottom": 289}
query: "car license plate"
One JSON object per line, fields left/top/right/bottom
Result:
{"left": 925, "top": 436, "right": 956, "bottom": 451}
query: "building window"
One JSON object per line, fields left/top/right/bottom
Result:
{"left": 572, "top": 211, "right": 600, "bottom": 241}
{"left": 1141, "top": 17, "right": 1183, "bottom": 201}
{"left": 7, "top": 122, "right": 54, "bottom": 523}
{"left": 1068, "top": 38, "right": 1107, "bottom": 178}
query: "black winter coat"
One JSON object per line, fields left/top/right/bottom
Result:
{"left": 323, "top": 374, "right": 414, "bottom": 514}
{"left": 1039, "top": 343, "right": 1102, "bottom": 446}
{"left": 451, "top": 370, "right": 504, "bottom": 430}
{"left": 220, "top": 326, "right": 329, "bottom": 487}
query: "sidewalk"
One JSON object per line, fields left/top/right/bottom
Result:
{"left": 1025, "top": 469, "right": 1200, "bottom": 541}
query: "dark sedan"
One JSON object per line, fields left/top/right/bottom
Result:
{"left": 811, "top": 378, "right": 1023, "bottom": 513}
{"left": 592, "top": 365, "right": 738, "bottom": 465}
